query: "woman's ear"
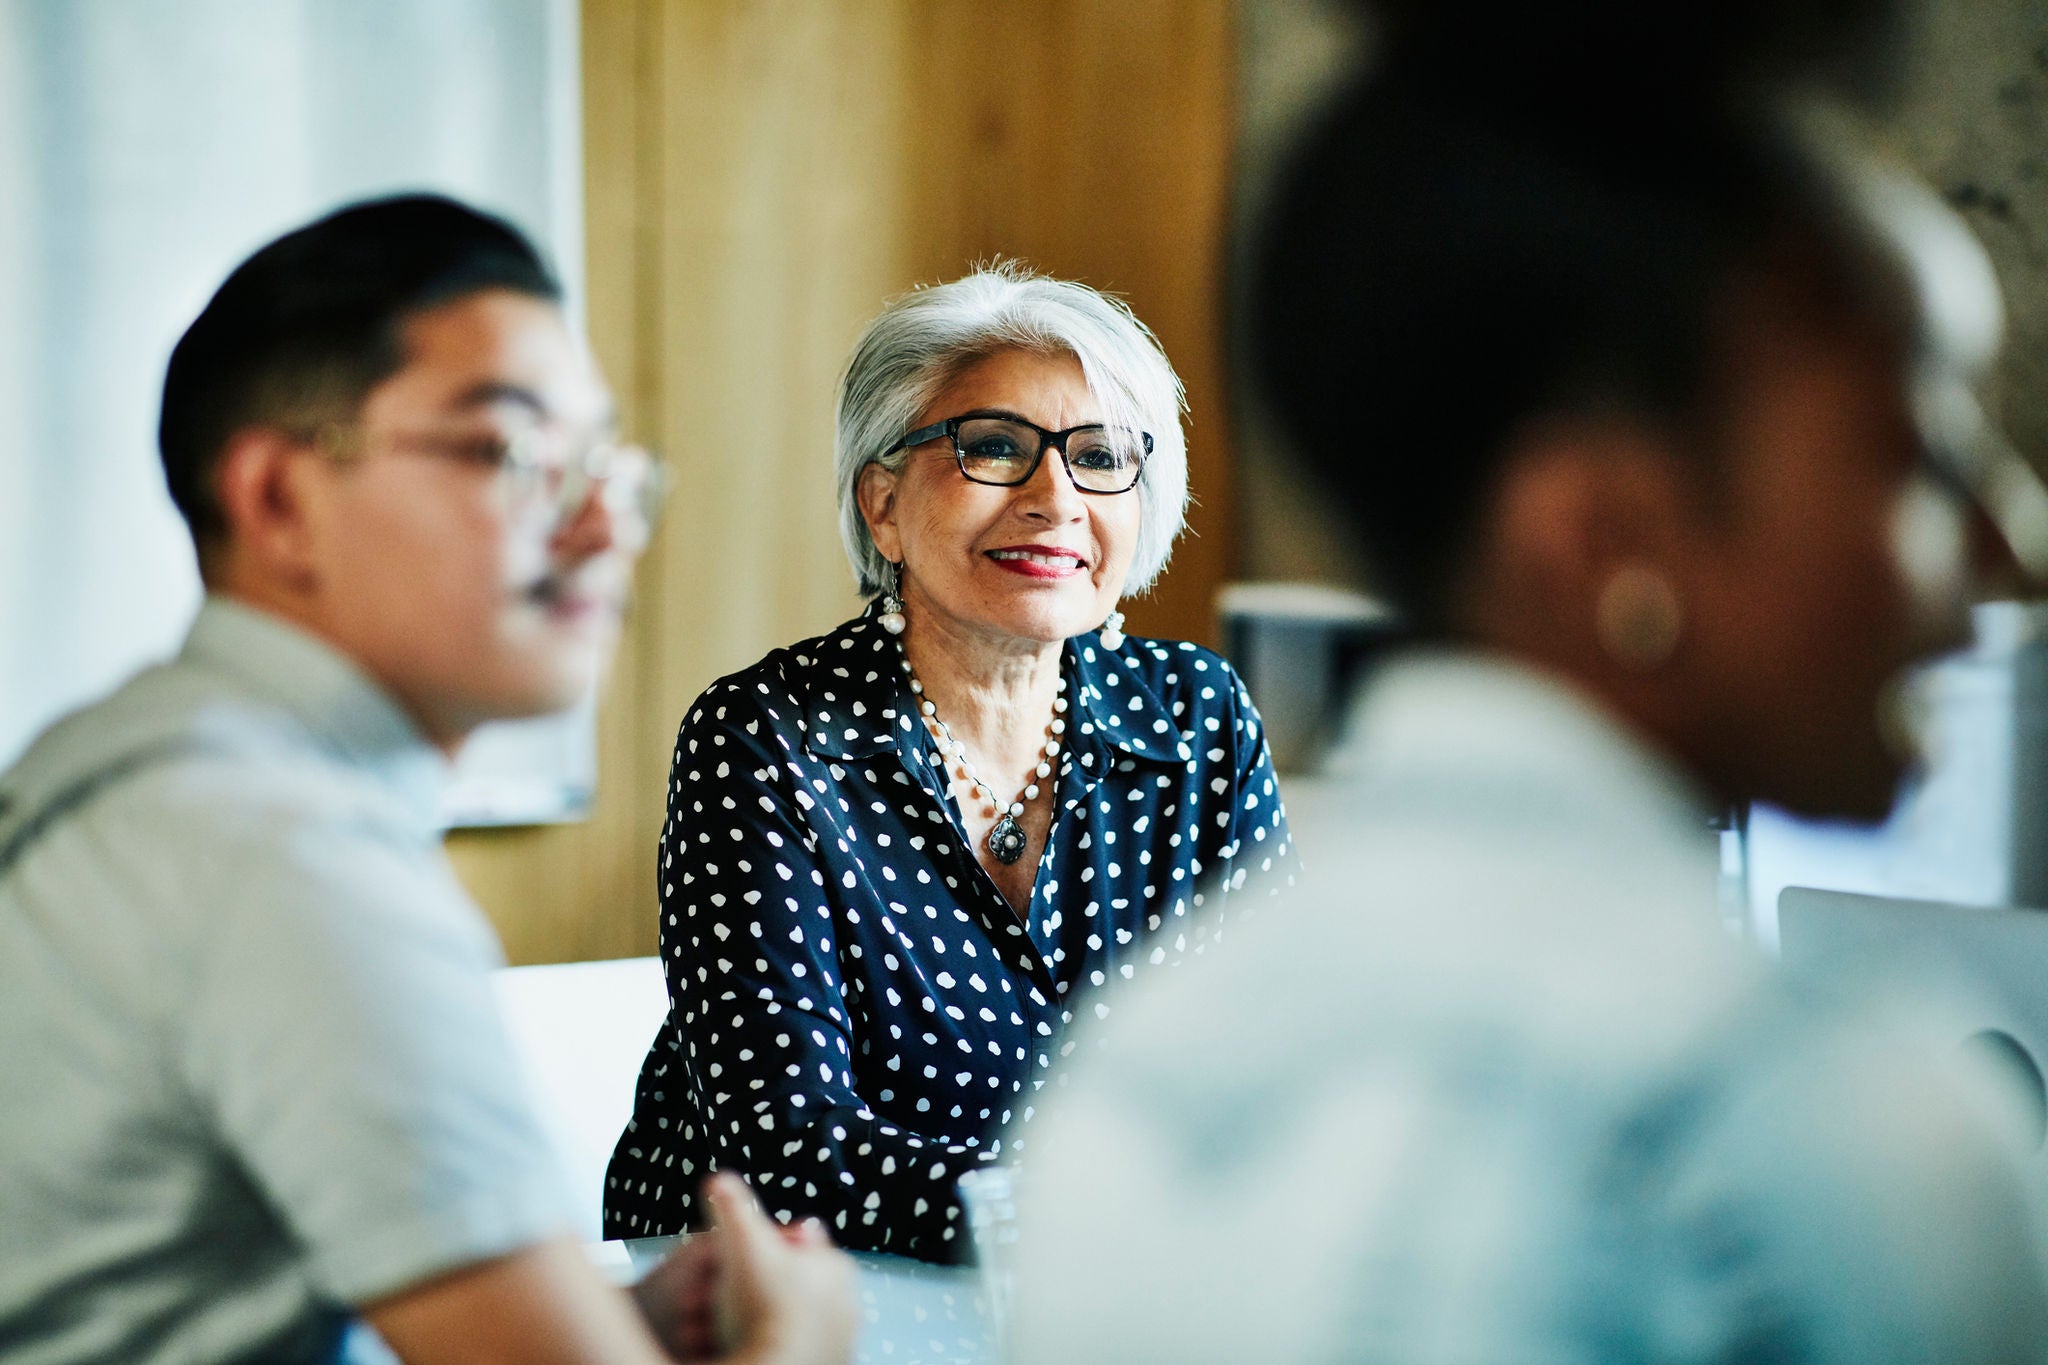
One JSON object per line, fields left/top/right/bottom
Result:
{"left": 1454, "top": 416, "right": 1701, "bottom": 661}
{"left": 857, "top": 462, "right": 903, "bottom": 564}
{"left": 1490, "top": 418, "right": 1696, "bottom": 593}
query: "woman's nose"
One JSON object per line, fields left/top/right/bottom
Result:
{"left": 1016, "top": 443, "right": 1086, "bottom": 518}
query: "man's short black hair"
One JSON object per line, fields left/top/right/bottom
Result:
{"left": 1247, "top": 74, "right": 1871, "bottom": 630}
{"left": 158, "top": 193, "right": 562, "bottom": 546}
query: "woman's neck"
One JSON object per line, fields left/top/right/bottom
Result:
{"left": 898, "top": 611, "right": 1064, "bottom": 781}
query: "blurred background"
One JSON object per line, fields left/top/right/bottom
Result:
{"left": 3, "top": 0, "right": 2044, "bottom": 964}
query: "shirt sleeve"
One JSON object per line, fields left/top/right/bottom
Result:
{"left": 174, "top": 769, "right": 572, "bottom": 1306}
{"left": 656, "top": 681, "right": 994, "bottom": 1261}
{"left": 1201, "top": 658, "right": 1300, "bottom": 915}
{"left": 1645, "top": 1007, "right": 2048, "bottom": 1364}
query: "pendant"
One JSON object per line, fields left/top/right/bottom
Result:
{"left": 987, "top": 813, "right": 1027, "bottom": 865}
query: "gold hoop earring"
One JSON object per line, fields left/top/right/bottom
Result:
{"left": 1595, "top": 564, "right": 1683, "bottom": 671}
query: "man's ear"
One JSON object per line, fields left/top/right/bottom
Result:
{"left": 856, "top": 462, "right": 903, "bottom": 564}
{"left": 210, "top": 429, "right": 322, "bottom": 591}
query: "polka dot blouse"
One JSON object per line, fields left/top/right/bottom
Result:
{"left": 603, "top": 606, "right": 1297, "bottom": 1260}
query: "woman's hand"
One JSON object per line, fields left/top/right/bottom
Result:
{"left": 634, "top": 1173, "right": 859, "bottom": 1365}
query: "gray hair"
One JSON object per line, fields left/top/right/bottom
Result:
{"left": 835, "top": 263, "right": 1190, "bottom": 598}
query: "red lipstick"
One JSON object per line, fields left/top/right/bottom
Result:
{"left": 985, "top": 545, "right": 1089, "bottom": 579}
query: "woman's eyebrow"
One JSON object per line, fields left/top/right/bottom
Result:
{"left": 953, "top": 408, "right": 1111, "bottom": 432}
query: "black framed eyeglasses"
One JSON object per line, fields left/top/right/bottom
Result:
{"left": 884, "top": 414, "right": 1151, "bottom": 494}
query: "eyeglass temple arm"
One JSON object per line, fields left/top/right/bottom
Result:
{"left": 884, "top": 420, "right": 955, "bottom": 456}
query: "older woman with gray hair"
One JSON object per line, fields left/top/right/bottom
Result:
{"left": 604, "top": 265, "right": 1296, "bottom": 1262}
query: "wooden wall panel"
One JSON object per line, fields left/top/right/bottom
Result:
{"left": 648, "top": 0, "right": 918, "bottom": 704}
{"left": 451, "top": 0, "right": 1237, "bottom": 965}
{"left": 443, "top": 0, "right": 663, "bottom": 967}
{"left": 899, "top": 1, "right": 1238, "bottom": 646}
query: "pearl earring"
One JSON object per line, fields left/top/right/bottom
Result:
{"left": 1099, "top": 609, "right": 1126, "bottom": 651}
{"left": 878, "top": 560, "right": 907, "bottom": 636}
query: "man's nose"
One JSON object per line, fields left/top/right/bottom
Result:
{"left": 549, "top": 476, "right": 632, "bottom": 564}
{"left": 550, "top": 445, "right": 660, "bottom": 561}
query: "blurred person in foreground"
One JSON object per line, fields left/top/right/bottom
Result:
{"left": 605, "top": 266, "right": 1295, "bottom": 1262}
{"left": 1006, "top": 8, "right": 2048, "bottom": 1362}
{"left": 0, "top": 195, "right": 853, "bottom": 1364}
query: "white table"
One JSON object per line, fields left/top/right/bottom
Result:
{"left": 618, "top": 1237, "right": 994, "bottom": 1365}
{"left": 493, "top": 956, "right": 671, "bottom": 1243}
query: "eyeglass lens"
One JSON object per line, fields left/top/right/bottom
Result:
{"left": 954, "top": 418, "right": 1143, "bottom": 492}
{"left": 501, "top": 429, "right": 668, "bottom": 530}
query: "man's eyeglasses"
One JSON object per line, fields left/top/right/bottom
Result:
{"left": 885, "top": 415, "right": 1151, "bottom": 494}
{"left": 309, "top": 423, "right": 670, "bottom": 533}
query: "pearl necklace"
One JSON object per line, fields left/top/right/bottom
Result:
{"left": 898, "top": 652, "right": 1067, "bottom": 865}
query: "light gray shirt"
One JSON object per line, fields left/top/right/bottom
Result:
{"left": 1009, "top": 653, "right": 2048, "bottom": 1364}
{"left": 0, "top": 597, "right": 571, "bottom": 1363}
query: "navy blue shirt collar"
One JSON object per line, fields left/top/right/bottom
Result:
{"left": 796, "top": 602, "right": 1192, "bottom": 768}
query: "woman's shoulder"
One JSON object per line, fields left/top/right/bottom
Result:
{"left": 676, "top": 610, "right": 903, "bottom": 742}
{"left": 1071, "top": 632, "right": 1248, "bottom": 716}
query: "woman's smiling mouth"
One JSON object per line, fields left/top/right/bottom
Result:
{"left": 987, "top": 546, "right": 1088, "bottom": 577}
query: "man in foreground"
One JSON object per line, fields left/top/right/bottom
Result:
{"left": 1007, "top": 22, "right": 2048, "bottom": 1365}
{"left": 0, "top": 195, "right": 853, "bottom": 1364}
